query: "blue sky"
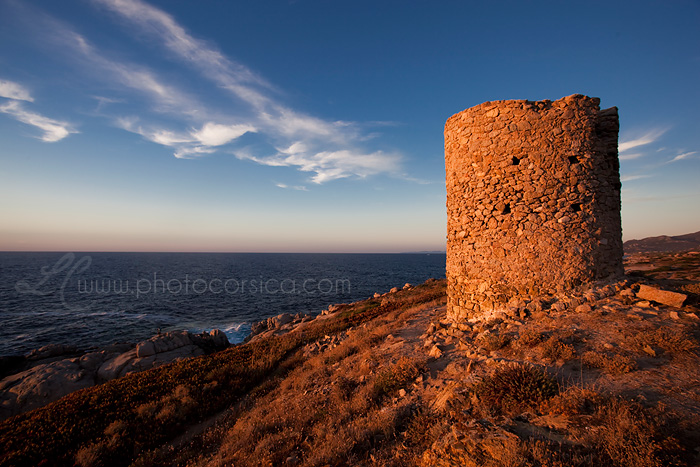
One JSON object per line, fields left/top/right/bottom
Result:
{"left": 0, "top": 0, "right": 698, "bottom": 252}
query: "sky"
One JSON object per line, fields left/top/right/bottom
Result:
{"left": 0, "top": 0, "right": 698, "bottom": 253}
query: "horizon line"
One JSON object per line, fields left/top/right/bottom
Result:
{"left": 0, "top": 250, "right": 448, "bottom": 255}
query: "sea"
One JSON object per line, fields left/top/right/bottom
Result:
{"left": 0, "top": 252, "right": 446, "bottom": 356}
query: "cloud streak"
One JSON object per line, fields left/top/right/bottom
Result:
{"left": 0, "top": 78, "right": 75, "bottom": 142}
{"left": 668, "top": 151, "right": 697, "bottom": 163}
{"left": 0, "top": 79, "right": 34, "bottom": 102}
{"left": 618, "top": 152, "right": 644, "bottom": 161}
{"left": 276, "top": 183, "right": 308, "bottom": 191}
{"left": 91, "top": 0, "right": 272, "bottom": 110}
{"left": 54, "top": 28, "right": 204, "bottom": 118}
{"left": 620, "top": 174, "right": 651, "bottom": 183}
{"left": 117, "top": 118, "right": 255, "bottom": 158}
{"left": 618, "top": 128, "right": 666, "bottom": 153}
{"left": 89, "top": 0, "right": 402, "bottom": 184}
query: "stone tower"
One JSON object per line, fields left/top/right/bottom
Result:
{"left": 445, "top": 94, "right": 623, "bottom": 322}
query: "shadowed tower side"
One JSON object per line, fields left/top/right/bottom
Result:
{"left": 445, "top": 94, "right": 623, "bottom": 321}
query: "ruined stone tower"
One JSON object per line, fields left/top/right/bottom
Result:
{"left": 445, "top": 94, "right": 623, "bottom": 322}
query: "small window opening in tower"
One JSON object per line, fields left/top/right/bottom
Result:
{"left": 571, "top": 203, "right": 582, "bottom": 212}
{"left": 568, "top": 155, "right": 580, "bottom": 164}
{"left": 502, "top": 203, "right": 511, "bottom": 214}
{"left": 512, "top": 156, "right": 520, "bottom": 165}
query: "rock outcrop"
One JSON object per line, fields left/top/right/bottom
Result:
{"left": 0, "top": 329, "right": 229, "bottom": 420}
{"left": 636, "top": 284, "right": 687, "bottom": 308}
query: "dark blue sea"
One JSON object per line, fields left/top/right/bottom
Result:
{"left": 0, "top": 252, "right": 446, "bottom": 356}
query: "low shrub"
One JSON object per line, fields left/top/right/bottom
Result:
{"left": 630, "top": 328, "right": 697, "bottom": 355}
{"left": 591, "top": 397, "right": 684, "bottom": 467}
{"left": 582, "top": 351, "right": 637, "bottom": 375}
{"left": 541, "top": 336, "right": 576, "bottom": 362}
{"left": 477, "top": 332, "right": 511, "bottom": 352}
{"left": 474, "top": 364, "right": 558, "bottom": 416}
{"left": 517, "top": 329, "right": 543, "bottom": 347}
{"left": 373, "top": 357, "right": 423, "bottom": 400}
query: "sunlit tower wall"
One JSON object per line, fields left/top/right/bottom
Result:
{"left": 445, "top": 94, "right": 623, "bottom": 321}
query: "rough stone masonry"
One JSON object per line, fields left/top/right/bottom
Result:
{"left": 445, "top": 94, "right": 623, "bottom": 321}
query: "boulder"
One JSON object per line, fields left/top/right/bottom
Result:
{"left": 78, "top": 352, "right": 107, "bottom": 372}
{"left": 97, "top": 349, "right": 138, "bottom": 381}
{"left": 636, "top": 285, "right": 687, "bottom": 308}
{"left": 0, "top": 359, "right": 94, "bottom": 419}
{"left": 267, "top": 313, "right": 293, "bottom": 330}
{"left": 250, "top": 320, "right": 268, "bottom": 336}
{"left": 26, "top": 344, "right": 78, "bottom": 361}
{"left": 0, "top": 328, "right": 229, "bottom": 420}
{"left": 136, "top": 341, "right": 156, "bottom": 358}
{"left": 208, "top": 329, "right": 229, "bottom": 349}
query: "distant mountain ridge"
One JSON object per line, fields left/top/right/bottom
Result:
{"left": 624, "top": 230, "right": 700, "bottom": 253}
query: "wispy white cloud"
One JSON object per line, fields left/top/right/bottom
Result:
{"left": 0, "top": 100, "right": 75, "bottom": 142}
{"left": 0, "top": 79, "right": 34, "bottom": 102}
{"left": 14, "top": 0, "right": 401, "bottom": 181}
{"left": 620, "top": 174, "right": 651, "bottom": 183}
{"left": 117, "top": 117, "right": 254, "bottom": 158}
{"left": 239, "top": 147, "right": 401, "bottom": 184}
{"left": 92, "top": 95, "right": 125, "bottom": 111}
{"left": 191, "top": 122, "right": 256, "bottom": 147}
{"left": 275, "top": 183, "right": 308, "bottom": 191}
{"left": 89, "top": 0, "right": 402, "bottom": 183}
{"left": 667, "top": 151, "right": 697, "bottom": 163}
{"left": 619, "top": 152, "right": 644, "bottom": 161}
{"left": 618, "top": 128, "right": 666, "bottom": 153}
{"left": 55, "top": 28, "right": 203, "bottom": 117}
{"left": 90, "top": 0, "right": 271, "bottom": 109}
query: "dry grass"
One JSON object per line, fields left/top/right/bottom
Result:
{"left": 582, "top": 351, "right": 638, "bottom": 375}
{"left": 0, "top": 279, "right": 447, "bottom": 467}
{"left": 204, "top": 351, "right": 426, "bottom": 467}
{"left": 373, "top": 357, "right": 425, "bottom": 400}
{"left": 589, "top": 397, "right": 684, "bottom": 467}
{"left": 517, "top": 329, "right": 543, "bottom": 347}
{"left": 517, "top": 438, "right": 593, "bottom": 467}
{"left": 541, "top": 385, "right": 603, "bottom": 416}
{"left": 186, "top": 285, "right": 444, "bottom": 467}
{"left": 540, "top": 336, "right": 577, "bottom": 362}
{"left": 628, "top": 328, "right": 698, "bottom": 355}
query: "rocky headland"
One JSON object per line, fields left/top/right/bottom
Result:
{"left": 0, "top": 249, "right": 698, "bottom": 466}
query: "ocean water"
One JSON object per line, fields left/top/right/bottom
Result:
{"left": 0, "top": 252, "right": 446, "bottom": 356}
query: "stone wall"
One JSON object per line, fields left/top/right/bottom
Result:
{"left": 445, "top": 94, "right": 623, "bottom": 321}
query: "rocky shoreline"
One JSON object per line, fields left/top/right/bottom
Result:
{"left": 0, "top": 329, "right": 229, "bottom": 420}
{"left": 0, "top": 283, "right": 417, "bottom": 421}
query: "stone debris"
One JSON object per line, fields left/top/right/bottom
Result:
{"left": 422, "top": 420, "right": 520, "bottom": 467}
{"left": 636, "top": 284, "right": 687, "bottom": 308}
{"left": 429, "top": 345, "right": 444, "bottom": 359}
{"left": 302, "top": 332, "right": 348, "bottom": 358}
